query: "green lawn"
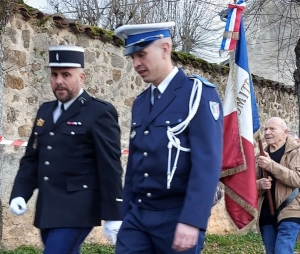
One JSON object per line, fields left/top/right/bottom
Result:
{"left": 0, "top": 232, "right": 299, "bottom": 253}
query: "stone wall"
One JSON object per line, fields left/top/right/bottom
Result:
{"left": 0, "top": 9, "right": 298, "bottom": 249}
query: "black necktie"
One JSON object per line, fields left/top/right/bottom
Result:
{"left": 61, "top": 103, "right": 65, "bottom": 112}
{"left": 153, "top": 88, "right": 160, "bottom": 105}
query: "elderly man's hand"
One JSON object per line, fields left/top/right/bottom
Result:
{"left": 257, "top": 177, "right": 272, "bottom": 190}
{"left": 257, "top": 152, "right": 271, "bottom": 170}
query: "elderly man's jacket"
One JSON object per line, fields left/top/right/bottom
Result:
{"left": 123, "top": 68, "right": 223, "bottom": 231}
{"left": 257, "top": 137, "right": 300, "bottom": 231}
{"left": 10, "top": 90, "right": 123, "bottom": 229}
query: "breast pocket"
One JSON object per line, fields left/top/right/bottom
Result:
{"left": 154, "top": 112, "right": 189, "bottom": 149}
{"left": 31, "top": 127, "right": 45, "bottom": 150}
{"left": 61, "top": 127, "right": 87, "bottom": 147}
{"left": 155, "top": 113, "right": 185, "bottom": 127}
{"left": 130, "top": 119, "right": 142, "bottom": 140}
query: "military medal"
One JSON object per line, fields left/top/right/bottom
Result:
{"left": 36, "top": 118, "right": 45, "bottom": 127}
{"left": 67, "top": 121, "right": 82, "bottom": 125}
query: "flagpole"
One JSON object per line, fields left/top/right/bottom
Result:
{"left": 258, "top": 136, "right": 275, "bottom": 216}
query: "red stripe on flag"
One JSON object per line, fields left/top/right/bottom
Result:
{"left": 222, "top": 112, "right": 244, "bottom": 171}
{"left": 221, "top": 137, "right": 258, "bottom": 229}
{"left": 224, "top": 192, "right": 254, "bottom": 229}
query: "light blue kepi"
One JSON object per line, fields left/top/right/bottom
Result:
{"left": 114, "top": 21, "right": 175, "bottom": 56}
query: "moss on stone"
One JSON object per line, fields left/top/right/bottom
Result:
{"left": 89, "top": 26, "right": 105, "bottom": 36}
{"left": 104, "top": 30, "right": 114, "bottom": 41}
{"left": 171, "top": 51, "right": 219, "bottom": 73}
{"left": 16, "top": 0, "right": 38, "bottom": 13}
{"left": 38, "top": 16, "right": 52, "bottom": 27}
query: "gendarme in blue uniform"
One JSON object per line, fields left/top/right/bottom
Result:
{"left": 115, "top": 21, "right": 223, "bottom": 254}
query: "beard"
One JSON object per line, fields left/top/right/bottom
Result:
{"left": 54, "top": 86, "right": 74, "bottom": 103}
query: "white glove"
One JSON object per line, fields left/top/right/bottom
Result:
{"left": 10, "top": 197, "right": 27, "bottom": 216}
{"left": 103, "top": 220, "right": 122, "bottom": 245}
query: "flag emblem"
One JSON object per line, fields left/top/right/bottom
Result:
{"left": 209, "top": 101, "right": 220, "bottom": 120}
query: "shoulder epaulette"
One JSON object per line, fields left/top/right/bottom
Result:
{"left": 191, "top": 74, "right": 216, "bottom": 88}
{"left": 92, "top": 96, "right": 108, "bottom": 105}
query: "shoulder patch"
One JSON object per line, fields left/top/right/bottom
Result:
{"left": 92, "top": 96, "right": 108, "bottom": 105}
{"left": 191, "top": 74, "right": 216, "bottom": 88}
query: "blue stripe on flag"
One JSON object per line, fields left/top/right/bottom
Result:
{"left": 220, "top": 8, "right": 234, "bottom": 50}
{"left": 235, "top": 19, "right": 260, "bottom": 133}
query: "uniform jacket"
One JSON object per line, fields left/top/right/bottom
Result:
{"left": 10, "top": 90, "right": 123, "bottom": 229}
{"left": 257, "top": 137, "right": 300, "bottom": 231}
{"left": 123, "top": 68, "right": 223, "bottom": 230}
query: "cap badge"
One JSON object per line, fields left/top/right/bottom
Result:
{"left": 56, "top": 53, "right": 59, "bottom": 61}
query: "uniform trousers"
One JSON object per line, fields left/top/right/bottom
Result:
{"left": 116, "top": 203, "right": 205, "bottom": 254}
{"left": 41, "top": 227, "right": 93, "bottom": 254}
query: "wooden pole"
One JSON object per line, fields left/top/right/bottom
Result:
{"left": 258, "top": 137, "right": 275, "bottom": 215}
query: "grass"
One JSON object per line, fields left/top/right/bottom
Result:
{"left": 0, "top": 232, "right": 300, "bottom": 253}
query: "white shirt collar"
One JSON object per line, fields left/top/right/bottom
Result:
{"left": 151, "top": 66, "right": 179, "bottom": 94}
{"left": 58, "top": 88, "right": 84, "bottom": 110}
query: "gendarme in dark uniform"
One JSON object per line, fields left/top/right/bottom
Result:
{"left": 114, "top": 22, "right": 223, "bottom": 253}
{"left": 9, "top": 45, "right": 123, "bottom": 253}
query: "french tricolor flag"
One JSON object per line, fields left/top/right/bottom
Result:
{"left": 220, "top": 0, "right": 260, "bottom": 230}
{"left": 220, "top": 1, "right": 245, "bottom": 51}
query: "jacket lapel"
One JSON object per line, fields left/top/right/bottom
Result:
{"left": 54, "top": 91, "right": 90, "bottom": 127}
{"left": 42, "top": 101, "right": 57, "bottom": 131}
{"left": 143, "top": 69, "right": 186, "bottom": 127}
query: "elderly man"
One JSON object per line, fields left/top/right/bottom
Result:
{"left": 257, "top": 117, "right": 300, "bottom": 254}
